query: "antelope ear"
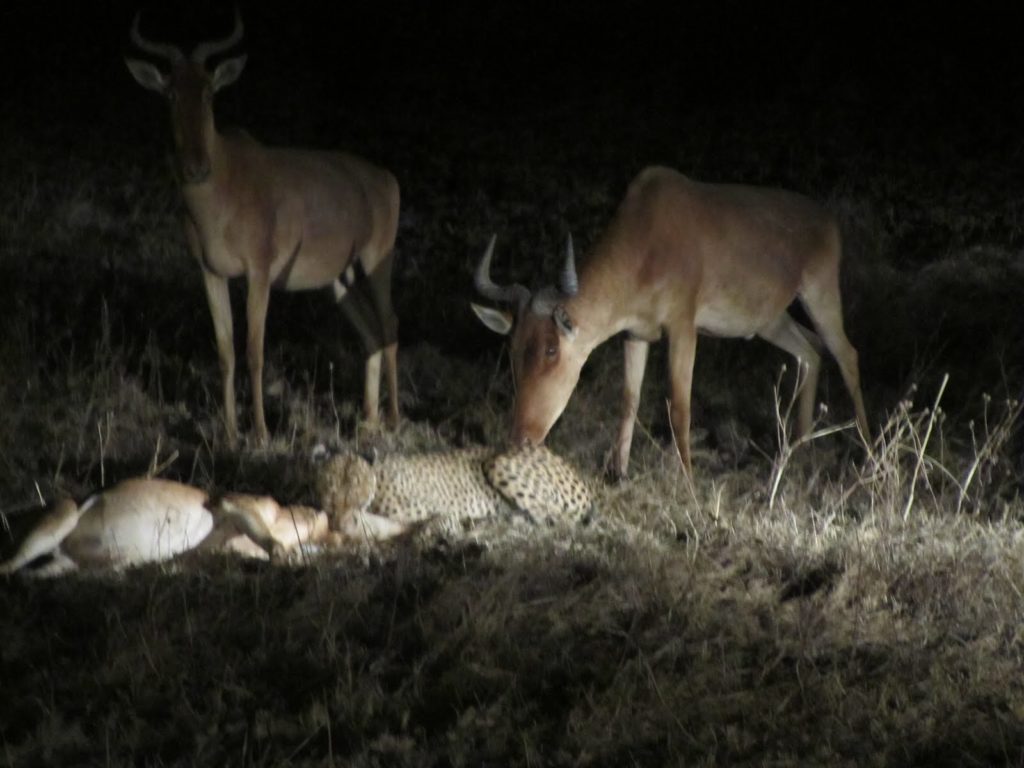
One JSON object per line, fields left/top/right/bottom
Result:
{"left": 471, "top": 303, "right": 514, "bottom": 336}
{"left": 125, "top": 58, "right": 168, "bottom": 92}
{"left": 553, "top": 304, "right": 577, "bottom": 339}
{"left": 211, "top": 54, "right": 247, "bottom": 92}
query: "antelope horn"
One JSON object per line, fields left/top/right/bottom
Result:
{"left": 129, "top": 12, "right": 184, "bottom": 61}
{"left": 558, "top": 233, "right": 579, "bottom": 297}
{"left": 192, "top": 7, "right": 245, "bottom": 65}
{"left": 474, "top": 234, "right": 531, "bottom": 306}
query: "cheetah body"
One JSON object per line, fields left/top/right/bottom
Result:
{"left": 318, "top": 445, "right": 592, "bottom": 536}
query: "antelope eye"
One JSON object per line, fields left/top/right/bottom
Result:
{"left": 545, "top": 344, "right": 557, "bottom": 359}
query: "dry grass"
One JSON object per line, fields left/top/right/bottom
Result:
{"left": 3, "top": 82, "right": 1024, "bottom": 767}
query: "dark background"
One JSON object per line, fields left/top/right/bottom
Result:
{"left": 6, "top": 2, "right": 1023, "bottom": 156}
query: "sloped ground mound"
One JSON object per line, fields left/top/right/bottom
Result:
{"left": 3, "top": 500, "right": 1023, "bottom": 766}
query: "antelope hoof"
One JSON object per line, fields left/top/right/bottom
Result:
{"left": 253, "top": 425, "right": 271, "bottom": 449}
{"left": 602, "top": 449, "right": 629, "bottom": 484}
{"left": 360, "top": 417, "right": 385, "bottom": 436}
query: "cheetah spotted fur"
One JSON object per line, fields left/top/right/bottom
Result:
{"left": 317, "top": 445, "right": 592, "bottom": 537}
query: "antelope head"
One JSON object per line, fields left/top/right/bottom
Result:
{"left": 472, "top": 234, "right": 587, "bottom": 447}
{"left": 125, "top": 10, "right": 246, "bottom": 184}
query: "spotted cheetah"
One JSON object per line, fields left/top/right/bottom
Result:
{"left": 317, "top": 444, "right": 593, "bottom": 539}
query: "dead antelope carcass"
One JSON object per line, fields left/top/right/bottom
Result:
{"left": 125, "top": 10, "right": 401, "bottom": 447}
{"left": 207, "top": 494, "right": 341, "bottom": 560}
{"left": 472, "top": 165, "right": 870, "bottom": 477}
{"left": 0, "top": 479, "right": 214, "bottom": 576}
{"left": 0, "top": 479, "right": 341, "bottom": 576}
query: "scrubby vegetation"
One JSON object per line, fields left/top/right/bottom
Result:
{"left": 2, "top": 4, "right": 1024, "bottom": 766}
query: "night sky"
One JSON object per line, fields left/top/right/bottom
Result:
{"left": 4, "top": 3, "right": 1023, "bottom": 146}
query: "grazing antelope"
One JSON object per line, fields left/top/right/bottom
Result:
{"left": 125, "top": 11, "right": 401, "bottom": 447}
{"left": 0, "top": 478, "right": 343, "bottom": 576}
{"left": 472, "top": 165, "right": 870, "bottom": 477}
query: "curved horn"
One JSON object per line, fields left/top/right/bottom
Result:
{"left": 558, "top": 233, "right": 579, "bottom": 297}
{"left": 192, "top": 7, "right": 245, "bottom": 65}
{"left": 129, "top": 12, "right": 184, "bottom": 61}
{"left": 474, "top": 234, "right": 530, "bottom": 306}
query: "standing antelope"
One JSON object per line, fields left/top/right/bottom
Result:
{"left": 125, "top": 11, "right": 401, "bottom": 447}
{"left": 472, "top": 165, "right": 870, "bottom": 477}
